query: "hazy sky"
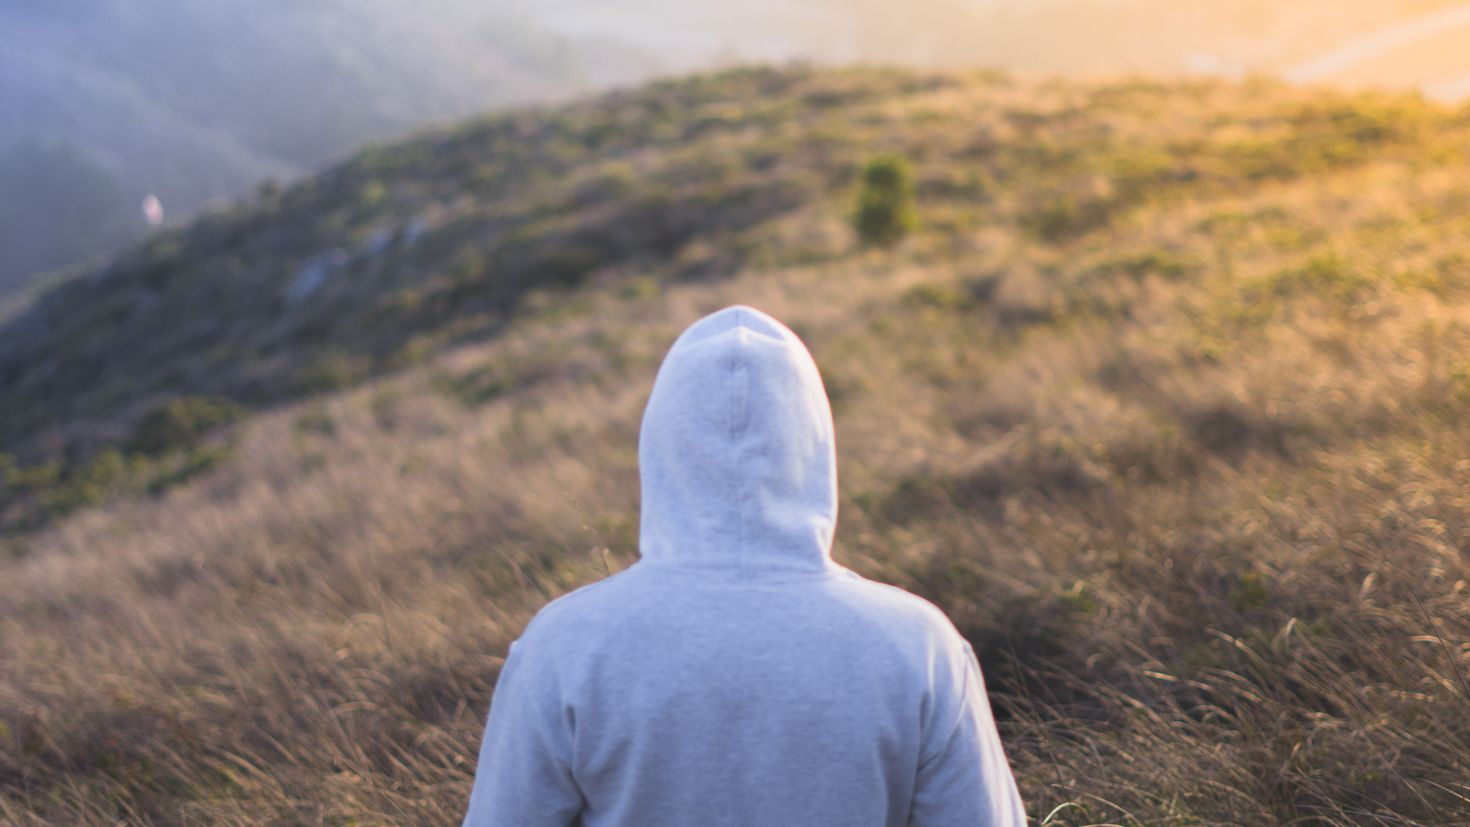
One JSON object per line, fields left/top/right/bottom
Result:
{"left": 513, "top": 0, "right": 1470, "bottom": 96}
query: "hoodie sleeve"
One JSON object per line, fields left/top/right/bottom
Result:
{"left": 909, "top": 640, "right": 1027, "bottom": 827}
{"left": 461, "top": 638, "right": 585, "bottom": 827}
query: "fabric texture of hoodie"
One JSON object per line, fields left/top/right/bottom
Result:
{"left": 461, "top": 305, "right": 1026, "bottom": 827}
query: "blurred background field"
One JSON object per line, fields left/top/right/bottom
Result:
{"left": 6, "top": 5, "right": 1470, "bottom": 826}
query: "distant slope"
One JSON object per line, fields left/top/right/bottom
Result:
{"left": 0, "top": 65, "right": 856, "bottom": 465}
{"left": 0, "top": 0, "right": 663, "bottom": 294}
{"left": 10, "top": 0, "right": 1470, "bottom": 297}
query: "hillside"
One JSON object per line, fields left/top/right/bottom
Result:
{"left": 5, "top": 64, "right": 1470, "bottom": 824}
{"left": 0, "top": 0, "right": 662, "bottom": 295}
{"left": 14, "top": 0, "right": 1470, "bottom": 299}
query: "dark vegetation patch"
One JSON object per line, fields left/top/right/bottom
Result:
{"left": 0, "top": 67, "right": 884, "bottom": 472}
{"left": 0, "top": 395, "right": 243, "bottom": 541}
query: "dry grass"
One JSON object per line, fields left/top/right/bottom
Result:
{"left": 5, "top": 66, "right": 1470, "bottom": 824}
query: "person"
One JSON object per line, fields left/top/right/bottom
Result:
{"left": 460, "top": 304, "right": 1027, "bottom": 826}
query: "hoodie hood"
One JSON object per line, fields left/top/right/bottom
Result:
{"left": 637, "top": 305, "right": 840, "bottom": 575}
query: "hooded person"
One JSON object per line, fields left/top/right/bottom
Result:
{"left": 460, "top": 304, "right": 1026, "bottom": 827}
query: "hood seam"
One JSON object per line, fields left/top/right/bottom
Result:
{"left": 731, "top": 306, "right": 748, "bottom": 579}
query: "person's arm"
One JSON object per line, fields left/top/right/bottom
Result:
{"left": 462, "top": 638, "right": 585, "bottom": 827}
{"left": 909, "top": 639, "right": 1027, "bottom": 826}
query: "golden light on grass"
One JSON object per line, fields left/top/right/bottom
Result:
{"left": 4, "top": 65, "right": 1470, "bottom": 823}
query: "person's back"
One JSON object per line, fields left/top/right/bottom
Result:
{"left": 462, "top": 305, "right": 1026, "bottom": 827}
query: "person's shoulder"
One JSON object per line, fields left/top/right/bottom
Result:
{"left": 828, "top": 569, "right": 966, "bottom": 645}
{"left": 516, "top": 565, "right": 644, "bottom": 647}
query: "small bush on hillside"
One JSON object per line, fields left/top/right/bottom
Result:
{"left": 1022, "top": 187, "right": 1116, "bottom": 242}
{"left": 12, "top": 439, "right": 242, "bottom": 534}
{"left": 853, "top": 153, "right": 918, "bottom": 247}
{"left": 35, "top": 448, "right": 136, "bottom": 517}
{"left": 294, "top": 351, "right": 360, "bottom": 396}
{"left": 145, "top": 443, "right": 235, "bottom": 495}
{"left": 129, "top": 396, "right": 244, "bottom": 457}
{"left": 900, "top": 278, "right": 996, "bottom": 311}
{"left": 430, "top": 356, "right": 554, "bottom": 408}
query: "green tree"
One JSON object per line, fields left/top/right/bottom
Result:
{"left": 852, "top": 153, "right": 918, "bottom": 247}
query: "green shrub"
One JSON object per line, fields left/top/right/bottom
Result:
{"left": 1252, "top": 253, "right": 1375, "bottom": 305}
{"left": 900, "top": 279, "right": 994, "bottom": 311}
{"left": 37, "top": 448, "right": 135, "bottom": 516}
{"left": 295, "top": 351, "right": 359, "bottom": 395}
{"left": 3, "top": 460, "right": 60, "bottom": 497}
{"left": 0, "top": 448, "right": 158, "bottom": 534}
{"left": 1023, "top": 191, "right": 1114, "bottom": 242}
{"left": 147, "top": 444, "right": 235, "bottom": 495}
{"left": 1229, "top": 570, "right": 1271, "bottom": 611}
{"left": 129, "top": 397, "right": 244, "bottom": 456}
{"left": 429, "top": 356, "right": 552, "bottom": 407}
{"left": 359, "top": 180, "right": 387, "bottom": 207}
{"left": 1058, "top": 580, "right": 1099, "bottom": 614}
{"left": 852, "top": 153, "right": 918, "bottom": 247}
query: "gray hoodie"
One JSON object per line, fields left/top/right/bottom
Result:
{"left": 461, "top": 305, "right": 1027, "bottom": 826}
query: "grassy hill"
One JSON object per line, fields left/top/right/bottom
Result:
{"left": 0, "top": 0, "right": 664, "bottom": 295}
{"left": 5, "top": 63, "right": 1470, "bottom": 824}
